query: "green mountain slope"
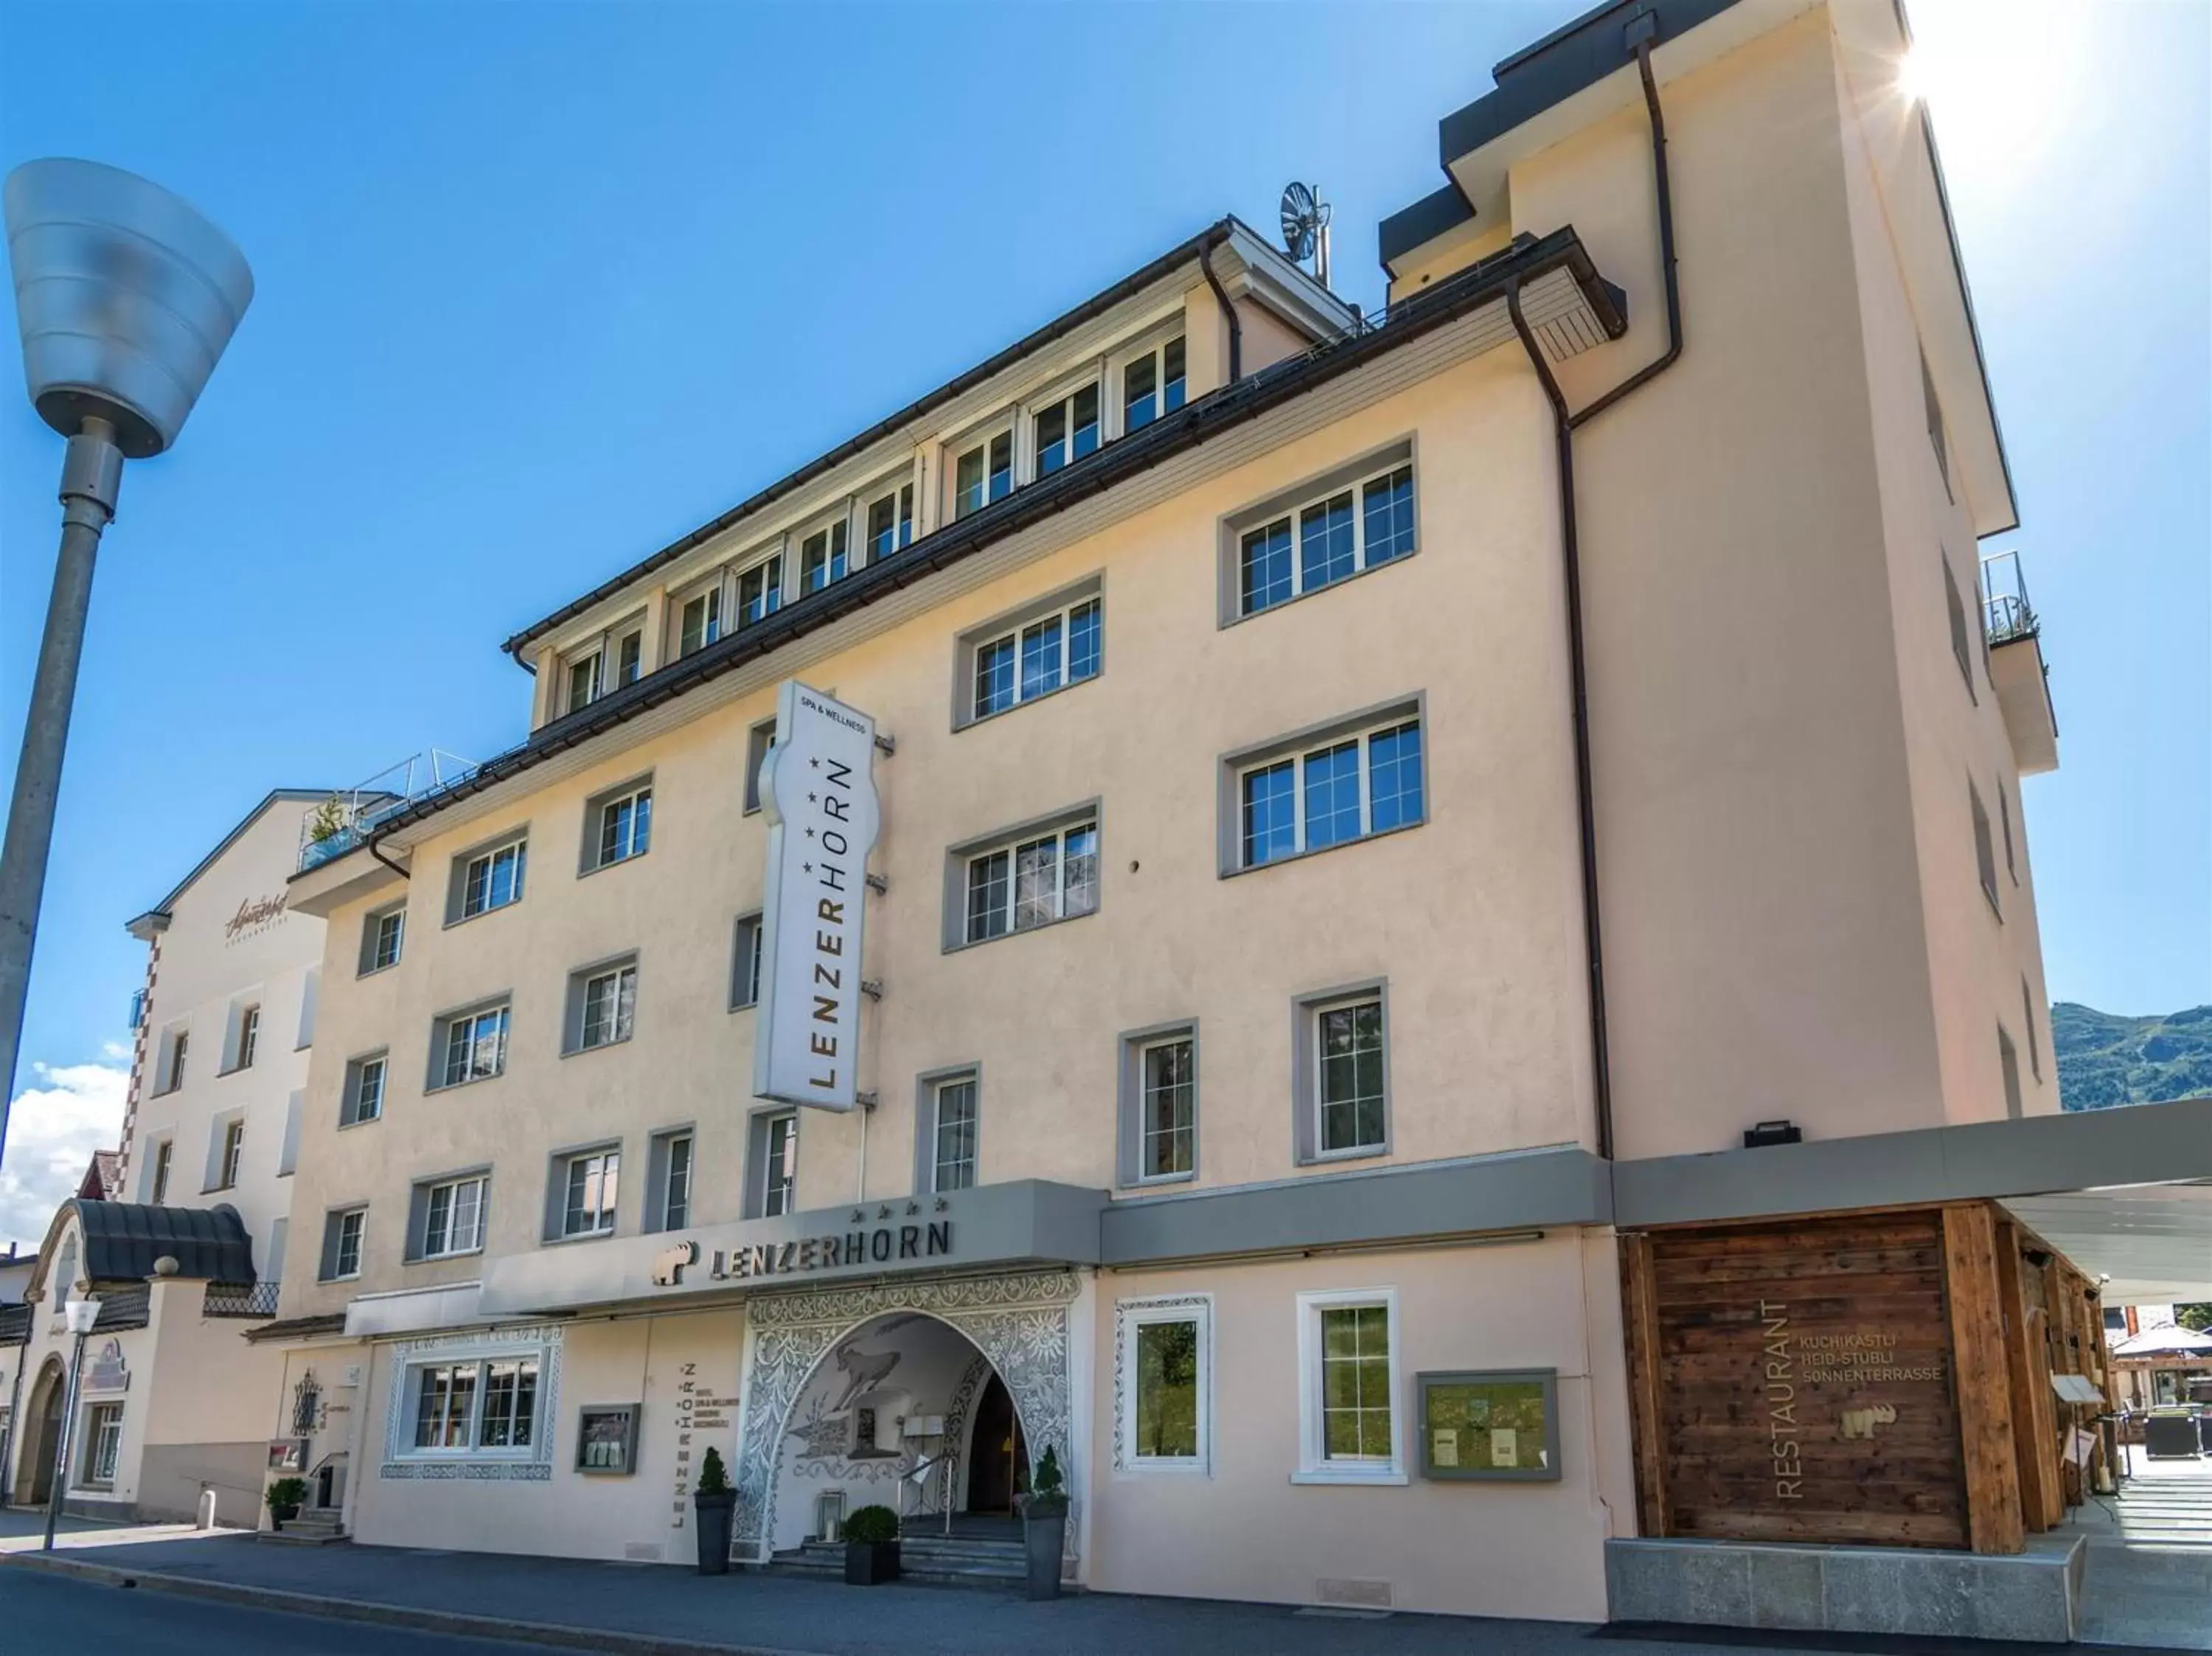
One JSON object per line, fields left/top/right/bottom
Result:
{"left": 2052, "top": 1002, "right": 2212, "bottom": 1110}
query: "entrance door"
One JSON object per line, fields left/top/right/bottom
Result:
{"left": 25, "top": 1363, "right": 63, "bottom": 1506}
{"left": 966, "top": 1374, "right": 1026, "bottom": 1514}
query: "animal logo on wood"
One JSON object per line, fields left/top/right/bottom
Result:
{"left": 652, "top": 1240, "right": 698, "bottom": 1286}
{"left": 1839, "top": 1403, "right": 1897, "bottom": 1441}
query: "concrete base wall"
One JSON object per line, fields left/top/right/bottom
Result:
{"left": 1604, "top": 1535, "right": 2084, "bottom": 1644}
{"left": 137, "top": 1440, "right": 267, "bottom": 1527}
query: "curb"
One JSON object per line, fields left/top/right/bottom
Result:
{"left": 0, "top": 1550, "right": 832, "bottom": 1656}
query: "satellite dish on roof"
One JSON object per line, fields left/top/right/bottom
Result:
{"left": 1279, "top": 181, "right": 1333, "bottom": 289}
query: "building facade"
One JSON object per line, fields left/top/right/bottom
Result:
{"left": 0, "top": 793, "right": 325, "bottom": 1523}
{"left": 248, "top": 0, "right": 2143, "bottom": 1627}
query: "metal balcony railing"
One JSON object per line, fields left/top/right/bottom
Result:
{"left": 1981, "top": 549, "right": 2039, "bottom": 646}
{"left": 203, "top": 1280, "right": 281, "bottom": 1318}
{"left": 299, "top": 751, "right": 479, "bottom": 872}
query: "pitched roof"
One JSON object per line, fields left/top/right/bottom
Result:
{"left": 125, "top": 788, "right": 338, "bottom": 940}
{"left": 77, "top": 1150, "right": 122, "bottom": 1201}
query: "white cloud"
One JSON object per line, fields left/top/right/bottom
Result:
{"left": 0, "top": 1052, "right": 130, "bottom": 1251}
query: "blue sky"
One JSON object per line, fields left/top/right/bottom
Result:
{"left": 0, "top": 1, "right": 2205, "bottom": 1231}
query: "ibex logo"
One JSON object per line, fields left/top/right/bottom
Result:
{"left": 1840, "top": 1404, "right": 1897, "bottom": 1441}
{"left": 652, "top": 1240, "right": 698, "bottom": 1287}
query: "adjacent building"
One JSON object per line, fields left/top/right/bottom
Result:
{"left": 0, "top": 792, "right": 326, "bottom": 1523}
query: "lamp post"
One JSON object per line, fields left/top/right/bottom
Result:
{"left": 43, "top": 1293, "right": 101, "bottom": 1550}
{"left": 0, "top": 160, "right": 253, "bottom": 1155}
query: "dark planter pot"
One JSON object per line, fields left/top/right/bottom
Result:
{"left": 844, "top": 1540, "right": 900, "bottom": 1585}
{"left": 693, "top": 1490, "right": 737, "bottom": 1573}
{"left": 1022, "top": 1504, "right": 1066, "bottom": 1601}
{"left": 268, "top": 1505, "right": 299, "bottom": 1531}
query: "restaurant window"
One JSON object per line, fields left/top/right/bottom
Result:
{"left": 1116, "top": 1295, "right": 1210, "bottom": 1472}
{"left": 953, "top": 429, "right": 1014, "bottom": 520}
{"left": 404, "top": 1354, "right": 540, "bottom": 1455}
{"left": 1295, "top": 1287, "right": 1403, "bottom": 1483}
{"left": 1121, "top": 335, "right": 1186, "bottom": 434}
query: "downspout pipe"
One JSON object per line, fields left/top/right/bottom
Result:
{"left": 1506, "top": 30, "right": 1686, "bottom": 1165}
{"left": 1199, "top": 243, "right": 1242, "bottom": 383}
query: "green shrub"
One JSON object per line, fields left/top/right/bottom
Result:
{"left": 1025, "top": 1444, "right": 1068, "bottom": 1514}
{"left": 695, "top": 1445, "right": 732, "bottom": 1496}
{"left": 265, "top": 1476, "right": 308, "bottom": 1511}
{"left": 843, "top": 1504, "right": 898, "bottom": 1544}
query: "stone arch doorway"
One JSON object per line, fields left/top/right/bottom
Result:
{"left": 19, "top": 1356, "right": 66, "bottom": 1507}
{"left": 967, "top": 1371, "right": 1026, "bottom": 1515}
{"left": 732, "top": 1270, "right": 1078, "bottom": 1562}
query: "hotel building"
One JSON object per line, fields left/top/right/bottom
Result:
{"left": 251, "top": 0, "right": 2211, "bottom": 1633}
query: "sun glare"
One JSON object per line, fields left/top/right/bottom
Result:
{"left": 1896, "top": 0, "right": 2093, "bottom": 195}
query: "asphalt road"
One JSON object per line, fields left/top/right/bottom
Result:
{"left": 0, "top": 1570, "right": 577, "bottom": 1655}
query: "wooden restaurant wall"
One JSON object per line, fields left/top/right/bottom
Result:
{"left": 1619, "top": 1200, "right": 2111, "bottom": 1555}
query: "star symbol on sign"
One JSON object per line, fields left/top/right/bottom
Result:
{"left": 809, "top": 757, "right": 821, "bottom": 770}
{"left": 801, "top": 863, "right": 813, "bottom": 874}
{"left": 804, "top": 827, "right": 815, "bottom": 839}
{"left": 807, "top": 792, "right": 818, "bottom": 804}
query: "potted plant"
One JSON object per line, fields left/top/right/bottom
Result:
{"left": 1018, "top": 1444, "right": 1068, "bottom": 1601}
{"left": 841, "top": 1503, "right": 900, "bottom": 1586}
{"left": 265, "top": 1476, "right": 307, "bottom": 1531}
{"left": 692, "top": 1446, "right": 737, "bottom": 1573}
{"left": 305, "top": 797, "right": 348, "bottom": 844}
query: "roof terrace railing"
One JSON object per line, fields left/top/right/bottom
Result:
{"left": 299, "top": 751, "right": 479, "bottom": 872}
{"left": 1982, "top": 549, "right": 2039, "bottom": 647}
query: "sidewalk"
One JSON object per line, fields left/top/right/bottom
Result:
{"left": 0, "top": 1523, "right": 2160, "bottom": 1656}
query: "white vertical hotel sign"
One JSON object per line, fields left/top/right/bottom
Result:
{"left": 754, "top": 681, "right": 881, "bottom": 1111}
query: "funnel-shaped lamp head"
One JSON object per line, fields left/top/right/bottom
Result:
{"left": 4, "top": 159, "right": 253, "bottom": 459}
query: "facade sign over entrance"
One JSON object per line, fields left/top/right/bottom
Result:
{"left": 754, "top": 681, "right": 881, "bottom": 1112}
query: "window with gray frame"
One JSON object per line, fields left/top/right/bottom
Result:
{"left": 552, "top": 1147, "right": 619, "bottom": 1239}
{"left": 1116, "top": 1023, "right": 1197, "bottom": 1186}
{"left": 411, "top": 1172, "right": 488, "bottom": 1260}
{"left": 919, "top": 1071, "right": 978, "bottom": 1193}
{"left": 147, "top": 1138, "right": 172, "bottom": 1204}
{"left": 646, "top": 1130, "right": 694, "bottom": 1232}
{"left": 431, "top": 1000, "right": 510, "bottom": 1089}
{"left": 566, "top": 956, "right": 637, "bottom": 1053}
{"left": 210, "top": 1115, "right": 246, "bottom": 1190}
{"left": 448, "top": 833, "right": 527, "bottom": 923}
{"left": 1997, "top": 777, "right": 2017, "bottom": 882}
{"left": 731, "top": 914, "right": 763, "bottom": 1009}
{"left": 746, "top": 1110, "right": 798, "bottom": 1219}
{"left": 232, "top": 1003, "right": 260, "bottom": 1071}
{"left": 1222, "top": 442, "right": 1416, "bottom": 622}
{"left": 1292, "top": 983, "right": 1391, "bottom": 1163}
{"left": 952, "top": 576, "right": 1103, "bottom": 728}
{"left": 158, "top": 1025, "right": 188, "bottom": 1093}
{"left": 360, "top": 904, "right": 404, "bottom": 975}
{"left": 319, "top": 1206, "right": 366, "bottom": 1281}
{"left": 1998, "top": 1023, "right": 2023, "bottom": 1119}
{"left": 583, "top": 779, "right": 652, "bottom": 873}
{"left": 1222, "top": 699, "right": 1425, "bottom": 874}
{"left": 946, "top": 804, "right": 1100, "bottom": 948}
{"left": 341, "top": 1052, "right": 386, "bottom": 1127}
{"left": 1943, "top": 555, "right": 1977, "bottom": 698}
{"left": 1970, "top": 779, "right": 2000, "bottom": 916}
{"left": 744, "top": 720, "right": 776, "bottom": 814}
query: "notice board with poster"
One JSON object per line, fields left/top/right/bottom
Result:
{"left": 1417, "top": 1369, "right": 1561, "bottom": 1481}
{"left": 1623, "top": 1210, "right": 1968, "bottom": 1549}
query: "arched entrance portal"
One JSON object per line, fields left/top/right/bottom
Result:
{"left": 733, "top": 1270, "right": 1078, "bottom": 1563}
{"left": 19, "top": 1357, "right": 66, "bottom": 1507}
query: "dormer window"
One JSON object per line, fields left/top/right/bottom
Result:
{"left": 558, "top": 616, "right": 644, "bottom": 714}
{"left": 678, "top": 587, "right": 723, "bottom": 657}
{"left": 799, "top": 520, "right": 849, "bottom": 594}
{"left": 866, "top": 483, "right": 914, "bottom": 560}
{"left": 565, "top": 651, "right": 601, "bottom": 714}
{"left": 1034, "top": 385, "right": 1100, "bottom": 477}
{"left": 737, "top": 551, "right": 785, "bottom": 627}
{"left": 613, "top": 627, "right": 643, "bottom": 687}
{"left": 1123, "top": 336, "right": 1186, "bottom": 433}
{"left": 954, "top": 431, "right": 1014, "bottom": 521}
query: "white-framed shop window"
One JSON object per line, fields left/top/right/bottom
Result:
{"left": 80, "top": 1401, "right": 124, "bottom": 1488}
{"left": 1293, "top": 1286, "right": 1404, "bottom": 1484}
{"left": 1114, "top": 1294, "right": 1212, "bottom": 1474}
{"left": 391, "top": 1341, "right": 549, "bottom": 1464}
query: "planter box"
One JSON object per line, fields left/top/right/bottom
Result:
{"left": 1023, "top": 1507, "right": 1066, "bottom": 1601}
{"left": 845, "top": 1540, "right": 900, "bottom": 1586}
{"left": 693, "top": 1491, "right": 737, "bottom": 1574}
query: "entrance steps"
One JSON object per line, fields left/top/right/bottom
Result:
{"left": 260, "top": 1509, "right": 349, "bottom": 1545}
{"left": 769, "top": 1524, "right": 1025, "bottom": 1587}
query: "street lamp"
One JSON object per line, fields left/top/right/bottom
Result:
{"left": 43, "top": 1293, "right": 102, "bottom": 1551}
{"left": 0, "top": 160, "right": 252, "bottom": 1152}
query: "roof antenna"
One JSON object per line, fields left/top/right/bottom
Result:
{"left": 1279, "top": 181, "right": 1332, "bottom": 289}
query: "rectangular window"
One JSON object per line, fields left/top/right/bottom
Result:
{"left": 964, "top": 819, "right": 1097, "bottom": 943}
{"left": 1999, "top": 1023, "right": 2023, "bottom": 1119}
{"left": 731, "top": 913, "right": 763, "bottom": 1009}
{"left": 1944, "top": 555, "right": 1977, "bottom": 697}
{"left": 414, "top": 1364, "right": 476, "bottom": 1449}
{"left": 1239, "top": 716, "right": 1422, "bottom": 869}
{"left": 1033, "top": 383, "right": 1100, "bottom": 477}
{"left": 1239, "top": 463, "right": 1415, "bottom": 616}
{"left": 1997, "top": 779, "right": 2017, "bottom": 883}
{"left": 1296, "top": 1288, "right": 1403, "bottom": 1483}
{"left": 159, "top": 1027, "right": 188, "bottom": 1093}
{"left": 457, "top": 838, "right": 527, "bottom": 920}
{"left": 972, "top": 596, "right": 1101, "bottom": 720}
{"left": 743, "top": 719, "right": 776, "bottom": 815}
{"left": 678, "top": 586, "right": 723, "bottom": 656}
{"left": 577, "top": 963, "right": 638, "bottom": 1051}
{"left": 479, "top": 1358, "right": 539, "bottom": 1447}
{"left": 759, "top": 1112, "right": 798, "bottom": 1217}
{"left": 422, "top": 1175, "right": 488, "bottom": 1258}
{"left": 1121, "top": 336, "right": 1186, "bottom": 434}
{"left": 234, "top": 1004, "right": 260, "bottom": 1071}
{"left": 800, "top": 520, "right": 849, "bottom": 594}
{"left": 953, "top": 430, "right": 1013, "bottom": 520}
{"left": 1139, "top": 1037, "right": 1196, "bottom": 1180}
{"left": 409, "top": 1357, "right": 538, "bottom": 1453}
{"left": 1970, "top": 780, "right": 2000, "bottom": 917}
{"left": 148, "top": 1139, "right": 172, "bottom": 1204}
{"left": 653, "top": 1131, "right": 694, "bottom": 1231}
{"left": 342, "top": 1054, "right": 386, "bottom": 1127}
{"left": 615, "top": 628, "right": 644, "bottom": 687}
{"left": 216, "top": 1118, "right": 246, "bottom": 1189}
{"left": 866, "top": 482, "right": 914, "bottom": 561}
{"left": 931, "top": 1075, "right": 978, "bottom": 1192}
{"left": 321, "top": 1207, "right": 366, "bottom": 1281}
{"left": 590, "top": 784, "right": 652, "bottom": 871}
{"left": 437, "top": 1003, "right": 510, "bottom": 1089}
{"left": 1116, "top": 1296, "right": 1210, "bottom": 1472}
{"left": 561, "top": 1149, "right": 620, "bottom": 1237}
{"left": 1315, "top": 996, "right": 1386, "bottom": 1156}
{"left": 1921, "top": 347, "right": 1950, "bottom": 498}
{"left": 737, "top": 553, "right": 784, "bottom": 629}
{"left": 83, "top": 1402, "right": 123, "bottom": 1487}
{"left": 2023, "top": 978, "right": 2042, "bottom": 1081}
{"left": 361, "top": 905, "right": 404, "bottom": 975}
{"left": 566, "top": 651, "right": 601, "bottom": 714}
